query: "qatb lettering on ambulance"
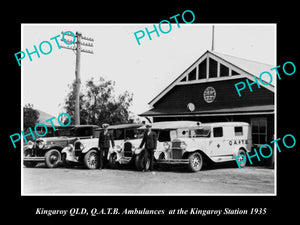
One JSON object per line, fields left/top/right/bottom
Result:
{"left": 235, "top": 133, "right": 296, "bottom": 169}
{"left": 234, "top": 61, "right": 296, "bottom": 97}
{"left": 133, "top": 9, "right": 196, "bottom": 45}
{"left": 9, "top": 112, "right": 71, "bottom": 148}
{"left": 14, "top": 31, "right": 76, "bottom": 66}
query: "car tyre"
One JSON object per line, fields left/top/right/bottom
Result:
{"left": 23, "top": 151, "right": 38, "bottom": 168}
{"left": 45, "top": 149, "right": 61, "bottom": 168}
{"left": 188, "top": 152, "right": 203, "bottom": 172}
{"left": 84, "top": 150, "right": 100, "bottom": 169}
{"left": 108, "top": 153, "right": 118, "bottom": 169}
{"left": 236, "top": 149, "right": 247, "bottom": 168}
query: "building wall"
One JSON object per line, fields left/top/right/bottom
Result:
{"left": 153, "top": 78, "right": 274, "bottom": 114}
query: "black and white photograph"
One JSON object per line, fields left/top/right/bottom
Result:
{"left": 4, "top": 5, "right": 298, "bottom": 221}
{"left": 20, "top": 23, "right": 276, "bottom": 195}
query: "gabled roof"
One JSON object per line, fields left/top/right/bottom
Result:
{"left": 148, "top": 50, "right": 275, "bottom": 107}
{"left": 212, "top": 51, "right": 275, "bottom": 84}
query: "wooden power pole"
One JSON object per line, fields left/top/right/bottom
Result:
{"left": 211, "top": 25, "right": 215, "bottom": 52}
{"left": 60, "top": 31, "right": 94, "bottom": 125}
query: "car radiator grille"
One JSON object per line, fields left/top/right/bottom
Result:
{"left": 172, "top": 149, "right": 183, "bottom": 159}
{"left": 124, "top": 142, "right": 132, "bottom": 157}
{"left": 74, "top": 142, "right": 81, "bottom": 150}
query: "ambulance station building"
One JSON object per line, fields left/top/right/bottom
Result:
{"left": 140, "top": 50, "right": 275, "bottom": 166}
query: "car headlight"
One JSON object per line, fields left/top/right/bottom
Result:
{"left": 27, "top": 141, "right": 34, "bottom": 149}
{"left": 67, "top": 144, "right": 74, "bottom": 151}
{"left": 37, "top": 140, "right": 45, "bottom": 149}
{"left": 74, "top": 141, "right": 83, "bottom": 150}
{"left": 180, "top": 141, "right": 187, "bottom": 150}
{"left": 115, "top": 145, "right": 122, "bottom": 153}
{"left": 134, "top": 148, "right": 143, "bottom": 155}
{"left": 131, "top": 146, "right": 137, "bottom": 152}
{"left": 80, "top": 143, "right": 84, "bottom": 150}
{"left": 163, "top": 142, "right": 170, "bottom": 150}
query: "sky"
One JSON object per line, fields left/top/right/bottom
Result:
{"left": 22, "top": 24, "right": 276, "bottom": 119}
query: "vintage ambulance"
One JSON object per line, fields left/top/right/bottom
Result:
{"left": 61, "top": 124, "right": 145, "bottom": 169}
{"left": 149, "top": 121, "right": 252, "bottom": 172}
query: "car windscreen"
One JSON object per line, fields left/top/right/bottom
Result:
{"left": 164, "top": 126, "right": 211, "bottom": 139}
{"left": 93, "top": 129, "right": 101, "bottom": 138}
{"left": 55, "top": 127, "right": 93, "bottom": 137}
{"left": 191, "top": 126, "right": 211, "bottom": 137}
{"left": 55, "top": 128, "right": 73, "bottom": 137}
{"left": 157, "top": 130, "right": 171, "bottom": 142}
{"left": 125, "top": 129, "right": 144, "bottom": 139}
{"left": 73, "top": 127, "right": 93, "bottom": 137}
{"left": 35, "top": 126, "right": 55, "bottom": 137}
{"left": 112, "top": 129, "right": 144, "bottom": 140}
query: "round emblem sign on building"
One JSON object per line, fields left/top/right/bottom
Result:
{"left": 203, "top": 86, "right": 216, "bottom": 103}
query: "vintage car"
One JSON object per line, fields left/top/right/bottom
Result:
{"left": 23, "top": 125, "right": 100, "bottom": 168}
{"left": 61, "top": 123, "right": 145, "bottom": 170}
{"left": 144, "top": 121, "right": 252, "bottom": 172}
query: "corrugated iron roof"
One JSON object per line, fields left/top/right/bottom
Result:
{"left": 211, "top": 51, "right": 275, "bottom": 86}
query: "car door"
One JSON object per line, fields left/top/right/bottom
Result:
{"left": 209, "top": 126, "right": 229, "bottom": 157}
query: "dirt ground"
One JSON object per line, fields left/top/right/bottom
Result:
{"left": 22, "top": 163, "right": 275, "bottom": 195}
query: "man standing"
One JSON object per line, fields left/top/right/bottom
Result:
{"left": 139, "top": 124, "right": 157, "bottom": 172}
{"left": 98, "top": 123, "right": 114, "bottom": 169}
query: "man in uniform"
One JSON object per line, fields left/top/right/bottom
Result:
{"left": 98, "top": 123, "right": 115, "bottom": 169}
{"left": 139, "top": 124, "right": 157, "bottom": 172}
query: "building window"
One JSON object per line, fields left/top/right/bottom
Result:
{"left": 180, "top": 76, "right": 187, "bottom": 82}
{"left": 234, "top": 126, "right": 243, "bottom": 136}
{"left": 231, "top": 70, "right": 240, "bottom": 76}
{"left": 188, "top": 68, "right": 197, "bottom": 81}
{"left": 213, "top": 127, "right": 223, "bottom": 137}
{"left": 251, "top": 117, "right": 267, "bottom": 145}
{"left": 220, "top": 63, "right": 229, "bottom": 77}
{"left": 198, "top": 59, "right": 207, "bottom": 79}
{"left": 209, "top": 58, "right": 218, "bottom": 78}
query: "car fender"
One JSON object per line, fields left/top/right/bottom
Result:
{"left": 154, "top": 150, "right": 167, "bottom": 160}
{"left": 61, "top": 146, "right": 71, "bottom": 154}
{"left": 182, "top": 149, "right": 208, "bottom": 160}
{"left": 61, "top": 145, "right": 77, "bottom": 162}
{"left": 82, "top": 147, "right": 98, "bottom": 154}
{"left": 134, "top": 147, "right": 144, "bottom": 155}
{"left": 232, "top": 146, "right": 247, "bottom": 158}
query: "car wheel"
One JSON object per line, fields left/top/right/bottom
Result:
{"left": 236, "top": 149, "right": 247, "bottom": 168}
{"left": 23, "top": 151, "right": 38, "bottom": 168}
{"left": 188, "top": 152, "right": 203, "bottom": 172}
{"left": 109, "top": 153, "right": 118, "bottom": 169}
{"left": 84, "top": 150, "right": 100, "bottom": 169}
{"left": 135, "top": 150, "right": 150, "bottom": 171}
{"left": 45, "top": 149, "right": 61, "bottom": 168}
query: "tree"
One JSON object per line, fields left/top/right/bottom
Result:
{"left": 64, "top": 77, "right": 133, "bottom": 126}
{"left": 23, "top": 103, "right": 39, "bottom": 130}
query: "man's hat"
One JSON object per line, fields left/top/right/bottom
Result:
{"left": 102, "top": 123, "right": 109, "bottom": 128}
